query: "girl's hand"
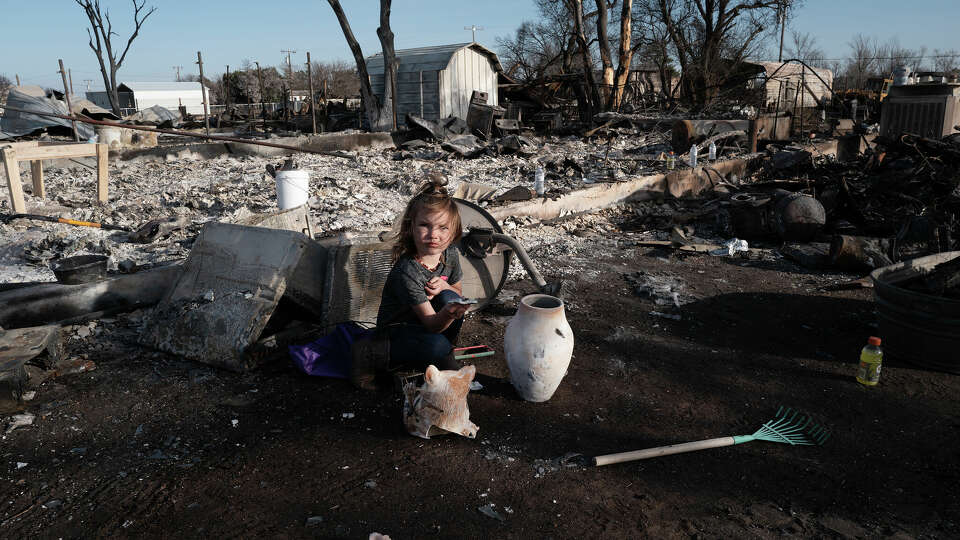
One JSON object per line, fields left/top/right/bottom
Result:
{"left": 425, "top": 276, "right": 448, "bottom": 297}
{"left": 441, "top": 302, "right": 469, "bottom": 320}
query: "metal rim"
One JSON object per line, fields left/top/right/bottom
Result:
{"left": 453, "top": 198, "right": 511, "bottom": 312}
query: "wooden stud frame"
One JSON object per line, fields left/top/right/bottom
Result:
{"left": 2, "top": 142, "right": 108, "bottom": 213}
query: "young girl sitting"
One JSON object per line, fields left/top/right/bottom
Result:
{"left": 352, "top": 175, "right": 471, "bottom": 388}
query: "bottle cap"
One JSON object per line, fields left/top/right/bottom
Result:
{"left": 868, "top": 336, "right": 881, "bottom": 346}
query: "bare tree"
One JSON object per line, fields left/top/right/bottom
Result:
{"left": 569, "top": 0, "right": 602, "bottom": 119}
{"left": 932, "top": 49, "right": 960, "bottom": 77}
{"left": 649, "top": 0, "right": 781, "bottom": 108}
{"left": 594, "top": 0, "right": 614, "bottom": 92}
{"left": 608, "top": 0, "right": 634, "bottom": 109}
{"left": 632, "top": 3, "right": 677, "bottom": 101}
{"left": 498, "top": 0, "right": 594, "bottom": 83}
{"left": 874, "top": 37, "right": 924, "bottom": 77}
{"left": 300, "top": 60, "right": 360, "bottom": 98}
{"left": 327, "top": 0, "right": 396, "bottom": 131}
{"left": 785, "top": 30, "right": 826, "bottom": 68}
{"left": 0, "top": 73, "right": 11, "bottom": 103}
{"left": 74, "top": 0, "right": 156, "bottom": 116}
{"left": 845, "top": 33, "right": 876, "bottom": 90}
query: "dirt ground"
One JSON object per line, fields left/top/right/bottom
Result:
{"left": 2, "top": 221, "right": 959, "bottom": 539}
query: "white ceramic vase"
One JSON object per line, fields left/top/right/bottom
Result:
{"left": 504, "top": 294, "right": 574, "bottom": 402}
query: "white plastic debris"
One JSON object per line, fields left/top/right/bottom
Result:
{"left": 478, "top": 504, "right": 506, "bottom": 522}
{"left": 231, "top": 419, "right": 238, "bottom": 428}
{"left": 6, "top": 413, "right": 36, "bottom": 434}
{"left": 710, "top": 238, "right": 749, "bottom": 257}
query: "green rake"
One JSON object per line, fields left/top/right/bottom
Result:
{"left": 593, "top": 407, "right": 830, "bottom": 466}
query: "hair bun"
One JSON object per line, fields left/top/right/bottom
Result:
{"left": 419, "top": 171, "right": 449, "bottom": 196}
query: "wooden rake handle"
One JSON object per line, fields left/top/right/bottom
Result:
{"left": 593, "top": 436, "right": 737, "bottom": 466}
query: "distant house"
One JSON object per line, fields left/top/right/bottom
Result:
{"left": 745, "top": 61, "right": 834, "bottom": 109}
{"left": 86, "top": 82, "right": 212, "bottom": 116}
{"left": 366, "top": 42, "right": 503, "bottom": 127}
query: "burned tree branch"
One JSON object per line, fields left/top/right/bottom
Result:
{"left": 327, "top": 0, "right": 394, "bottom": 131}
{"left": 74, "top": 0, "right": 156, "bottom": 117}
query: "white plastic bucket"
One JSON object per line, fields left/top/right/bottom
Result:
{"left": 275, "top": 170, "right": 310, "bottom": 210}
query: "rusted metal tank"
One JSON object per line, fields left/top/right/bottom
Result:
{"left": 871, "top": 251, "right": 960, "bottom": 372}
{"left": 773, "top": 191, "right": 825, "bottom": 242}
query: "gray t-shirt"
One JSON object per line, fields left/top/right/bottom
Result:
{"left": 376, "top": 246, "right": 463, "bottom": 327}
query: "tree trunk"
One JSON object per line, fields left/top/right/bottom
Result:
{"left": 327, "top": 0, "right": 382, "bottom": 130}
{"left": 570, "top": 0, "right": 600, "bottom": 121}
{"left": 110, "top": 64, "right": 120, "bottom": 116}
{"left": 594, "top": 0, "right": 614, "bottom": 104}
{"left": 608, "top": 0, "right": 633, "bottom": 110}
{"left": 375, "top": 0, "right": 397, "bottom": 131}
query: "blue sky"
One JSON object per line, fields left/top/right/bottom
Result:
{"left": 2, "top": 0, "right": 958, "bottom": 90}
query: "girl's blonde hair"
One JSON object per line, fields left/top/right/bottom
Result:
{"left": 391, "top": 173, "right": 462, "bottom": 262}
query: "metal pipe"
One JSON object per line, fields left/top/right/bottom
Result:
{"left": 0, "top": 104, "right": 352, "bottom": 158}
{"left": 491, "top": 233, "right": 548, "bottom": 290}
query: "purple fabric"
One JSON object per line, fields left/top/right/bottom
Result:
{"left": 288, "top": 323, "right": 371, "bottom": 378}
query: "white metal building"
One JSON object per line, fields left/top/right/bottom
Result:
{"left": 86, "top": 82, "right": 212, "bottom": 115}
{"left": 366, "top": 42, "right": 503, "bottom": 126}
{"left": 748, "top": 62, "right": 834, "bottom": 108}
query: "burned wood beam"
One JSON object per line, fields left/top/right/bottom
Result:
{"left": 0, "top": 265, "right": 181, "bottom": 329}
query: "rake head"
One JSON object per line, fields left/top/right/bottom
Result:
{"left": 751, "top": 406, "right": 830, "bottom": 446}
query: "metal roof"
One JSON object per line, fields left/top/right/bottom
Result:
{"left": 367, "top": 42, "right": 503, "bottom": 73}
{"left": 746, "top": 61, "right": 833, "bottom": 81}
{"left": 117, "top": 82, "right": 210, "bottom": 93}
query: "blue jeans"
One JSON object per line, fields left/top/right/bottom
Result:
{"left": 386, "top": 289, "right": 463, "bottom": 371}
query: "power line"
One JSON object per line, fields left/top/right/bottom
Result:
{"left": 781, "top": 53, "right": 960, "bottom": 63}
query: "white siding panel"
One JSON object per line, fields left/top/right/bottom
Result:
{"left": 445, "top": 48, "right": 497, "bottom": 117}
{"left": 131, "top": 88, "right": 209, "bottom": 114}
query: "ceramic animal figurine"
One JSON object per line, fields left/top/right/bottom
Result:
{"left": 402, "top": 364, "right": 478, "bottom": 439}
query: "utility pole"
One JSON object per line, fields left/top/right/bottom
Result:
{"left": 224, "top": 65, "right": 230, "bottom": 109}
{"left": 281, "top": 49, "right": 297, "bottom": 79}
{"left": 69, "top": 69, "right": 75, "bottom": 95}
{"left": 778, "top": 1, "right": 786, "bottom": 62}
{"left": 58, "top": 59, "right": 79, "bottom": 142}
{"left": 464, "top": 25, "right": 484, "bottom": 42}
{"left": 281, "top": 50, "right": 296, "bottom": 127}
{"left": 307, "top": 52, "right": 317, "bottom": 135}
{"left": 255, "top": 61, "right": 267, "bottom": 132}
{"left": 15, "top": 74, "right": 20, "bottom": 86}
{"left": 196, "top": 51, "right": 210, "bottom": 138}
{"left": 173, "top": 65, "right": 183, "bottom": 81}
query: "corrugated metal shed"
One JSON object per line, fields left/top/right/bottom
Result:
{"left": 367, "top": 43, "right": 502, "bottom": 126}
{"left": 85, "top": 82, "right": 211, "bottom": 115}
{"left": 750, "top": 62, "right": 833, "bottom": 108}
